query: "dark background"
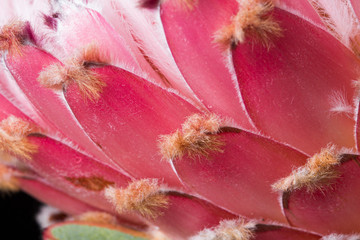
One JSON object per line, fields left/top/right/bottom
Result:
{"left": 0, "top": 192, "right": 42, "bottom": 239}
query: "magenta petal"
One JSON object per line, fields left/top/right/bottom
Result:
{"left": 25, "top": 135, "right": 147, "bottom": 228}
{"left": 160, "top": 0, "right": 255, "bottom": 130}
{"left": 172, "top": 131, "right": 307, "bottom": 223}
{"left": 27, "top": 136, "right": 131, "bottom": 214}
{"left": 356, "top": 101, "right": 360, "bottom": 150}
{"left": 152, "top": 193, "right": 236, "bottom": 240}
{"left": 0, "top": 94, "right": 29, "bottom": 121}
{"left": 104, "top": 1, "right": 198, "bottom": 96}
{"left": 233, "top": 9, "right": 359, "bottom": 155}
{"left": 20, "top": 178, "right": 96, "bottom": 215}
{"left": 276, "top": 0, "right": 324, "bottom": 27}
{"left": 0, "top": 67, "right": 43, "bottom": 125}
{"left": 282, "top": 155, "right": 360, "bottom": 234}
{"left": 5, "top": 46, "right": 118, "bottom": 169}
{"left": 253, "top": 224, "right": 321, "bottom": 240}
{"left": 351, "top": 0, "right": 360, "bottom": 20}
{"left": 65, "top": 66, "right": 199, "bottom": 189}
{"left": 54, "top": 7, "right": 139, "bottom": 72}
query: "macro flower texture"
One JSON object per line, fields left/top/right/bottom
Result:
{"left": 1, "top": 0, "right": 360, "bottom": 239}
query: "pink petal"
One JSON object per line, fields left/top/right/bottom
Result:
{"left": 253, "top": 224, "right": 321, "bottom": 240}
{"left": 152, "top": 193, "right": 236, "bottom": 240}
{"left": 276, "top": 0, "right": 324, "bottom": 27}
{"left": 27, "top": 136, "right": 131, "bottom": 215}
{"left": 47, "top": 2, "right": 181, "bottom": 90}
{"left": 304, "top": 0, "right": 359, "bottom": 49}
{"left": 233, "top": 9, "right": 359, "bottom": 155}
{"left": 160, "top": 0, "right": 256, "bottom": 130}
{"left": 172, "top": 130, "right": 307, "bottom": 223}
{"left": 65, "top": 65, "right": 199, "bottom": 189}
{"left": 351, "top": 0, "right": 360, "bottom": 19}
{"left": 0, "top": 64, "right": 45, "bottom": 126}
{"left": 98, "top": 1, "right": 199, "bottom": 101}
{"left": 20, "top": 178, "right": 96, "bottom": 215}
{"left": 282, "top": 155, "right": 360, "bottom": 234}
{"left": 26, "top": 135, "right": 147, "bottom": 226}
{"left": 356, "top": 101, "right": 360, "bottom": 150}
{"left": 53, "top": 7, "right": 139, "bottom": 73}
{"left": 0, "top": 94, "right": 29, "bottom": 121}
{"left": 5, "top": 46, "right": 120, "bottom": 170}
{"left": 0, "top": 0, "right": 49, "bottom": 26}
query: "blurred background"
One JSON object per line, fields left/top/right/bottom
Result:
{"left": 0, "top": 192, "right": 42, "bottom": 239}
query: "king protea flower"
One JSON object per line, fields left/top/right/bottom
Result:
{"left": 1, "top": 0, "right": 360, "bottom": 239}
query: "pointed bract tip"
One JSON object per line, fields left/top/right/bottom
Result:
{"left": 0, "top": 116, "right": 38, "bottom": 160}
{"left": 38, "top": 44, "right": 107, "bottom": 102}
{"left": 214, "top": 0, "right": 282, "bottom": 49}
{"left": 159, "top": 114, "right": 224, "bottom": 161}
{"left": 74, "top": 211, "right": 118, "bottom": 226}
{"left": 0, "top": 20, "right": 27, "bottom": 56}
{"left": 272, "top": 146, "right": 341, "bottom": 192}
{"left": 190, "top": 219, "right": 255, "bottom": 240}
{"left": 104, "top": 179, "right": 168, "bottom": 218}
{"left": 0, "top": 164, "right": 20, "bottom": 192}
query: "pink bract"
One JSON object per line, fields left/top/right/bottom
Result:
{"left": 1, "top": 0, "right": 360, "bottom": 239}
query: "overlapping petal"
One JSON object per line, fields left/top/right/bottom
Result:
{"left": 151, "top": 193, "right": 236, "bottom": 239}
{"left": 1, "top": 0, "right": 360, "bottom": 238}
{"left": 160, "top": 0, "right": 256, "bottom": 130}
{"left": 172, "top": 130, "right": 307, "bottom": 223}
{"left": 5, "top": 46, "right": 120, "bottom": 170}
{"left": 282, "top": 155, "right": 360, "bottom": 234}
{"left": 20, "top": 178, "right": 97, "bottom": 216}
{"left": 233, "top": 8, "right": 359, "bottom": 155}
{"left": 64, "top": 65, "right": 200, "bottom": 188}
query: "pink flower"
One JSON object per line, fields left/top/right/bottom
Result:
{"left": 1, "top": 0, "right": 360, "bottom": 239}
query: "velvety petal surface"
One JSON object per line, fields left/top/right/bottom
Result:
{"left": 0, "top": 66, "right": 43, "bottom": 125}
{"left": 160, "top": 0, "right": 255, "bottom": 130}
{"left": 26, "top": 135, "right": 132, "bottom": 216}
{"left": 303, "top": 0, "right": 359, "bottom": 49}
{"left": 101, "top": 0, "right": 198, "bottom": 99}
{"left": 0, "top": 94, "right": 29, "bottom": 121}
{"left": 20, "top": 178, "right": 96, "bottom": 215}
{"left": 276, "top": 0, "right": 324, "bottom": 27}
{"left": 5, "top": 46, "right": 119, "bottom": 170}
{"left": 356, "top": 101, "right": 360, "bottom": 150}
{"left": 65, "top": 65, "right": 199, "bottom": 188}
{"left": 53, "top": 6, "right": 140, "bottom": 74}
{"left": 351, "top": 0, "right": 360, "bottom": 20}
{"left": 152, "top": 193, "right": 236, "bottom": 240}
{"left": 282, "top": 155, "right": 360, "bottom": 234}
{"left": 172, "top": 130, "right": 307, "bottom": 223}
{"left": 233, "top": 8, "right": 359, "bottom": 155}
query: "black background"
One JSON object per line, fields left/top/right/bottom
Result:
{"left": 0, "top": 192, "right": 42, "bottom": 240}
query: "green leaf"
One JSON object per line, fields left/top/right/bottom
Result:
{"left": 49, "top": 224, "right": 148, "bottom": 240}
